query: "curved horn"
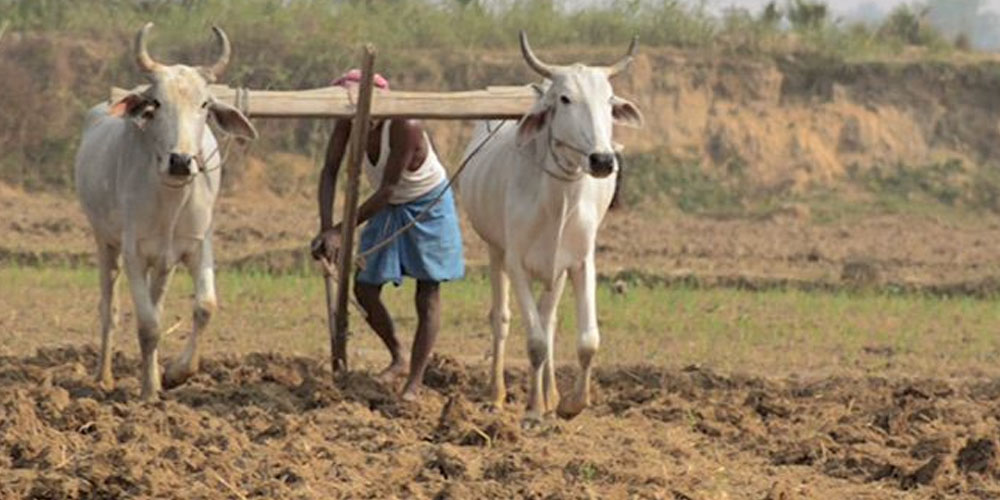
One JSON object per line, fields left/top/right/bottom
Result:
{"left": 135, "top": 22, "right": 163, "bottom": 73}
{"left": 606, "top": 36, "right": 638, "bottom": 78}
{"left": 519, "top": 31, "right": 554, "bottom": 79}
{"left": 205, "top": 25, "right": 231, "bottom": 78}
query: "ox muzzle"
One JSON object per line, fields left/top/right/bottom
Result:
{"left": 588, "top": 152, "right": 616, "bottom": 179}
{"left": 167, "top": 153, "right": 196, "bottom": 177}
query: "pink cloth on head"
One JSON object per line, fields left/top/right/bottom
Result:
{"left": 331, "top": 69, "right": 390, "bottom": 90}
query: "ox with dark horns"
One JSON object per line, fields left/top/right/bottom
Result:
{"left": 458, "top": 32, "right": 643, "bottom": 423}
{"left": 74, "top": 23, "right": 257, "bottom": 400}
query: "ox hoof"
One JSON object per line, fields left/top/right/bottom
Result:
{"left": 95, "top": 374, "right": 115, "bottom": 392}
{"left": 521, "top": 412, "right": 544, "bottom": 430}
{"left": 483, "top": 400, "right": 505, "bottom": 414}
{"left": 161, "top": 366, "right": 194, "bottom": 390}
{"left": 556, "top": 394, "right": 588, "bottom": 420}
{"left": 139, "top": 388, "right": 161, "bottom": 403}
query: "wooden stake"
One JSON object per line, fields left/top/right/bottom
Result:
{"left": 330, "top": 44, "right": 377, "bottom": 374}
{"left": 322, "top": 257, "right": 338, "bottom": 372}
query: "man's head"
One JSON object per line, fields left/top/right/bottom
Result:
{"left": 331, "top": 69, "right": 390, "bottom": 90}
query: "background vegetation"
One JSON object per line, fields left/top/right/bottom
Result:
{"left": 1, "top": 0, "right": 997, "bottom": 218}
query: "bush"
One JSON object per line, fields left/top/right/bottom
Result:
{"left": 787, "top": 0, "right": 828, "bottom": 31}
{"left": 878, "top": 4, "right": 944, "bottom": 47}
{"left": 620, "top": 150, "right": 753, "bottom": 215}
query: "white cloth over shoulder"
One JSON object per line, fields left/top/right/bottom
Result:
{"left": 363, "top": 119, "right": 446, "bottom": 204}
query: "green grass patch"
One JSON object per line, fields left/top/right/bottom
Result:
{"left": 621, "top": 150, "right": 1000, "bottom": 223}
{"left": 846, "top": 158, "right": 1000, "bottom": 214}
{"left": 4, "top": 266, "right": 1000, "bottom": 378}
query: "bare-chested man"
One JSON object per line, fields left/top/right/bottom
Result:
{"left": 311, "top": 70, "right": 464, "bottom": 401}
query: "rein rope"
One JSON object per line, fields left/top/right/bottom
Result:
{"left": 349, "top": 120, "right": 506, "bottom": 269}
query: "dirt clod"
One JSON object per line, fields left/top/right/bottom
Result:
{"left": 957, "top": 438, "right": 997, "bottom": 475}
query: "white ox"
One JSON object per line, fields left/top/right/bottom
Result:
{"left": 459, "top": 32, "right": 643, "bottom": 423}
{"left": 75, "top": 23, "right": 257, "bottom": 400}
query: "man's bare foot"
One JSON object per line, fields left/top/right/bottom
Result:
{"left": 399, "top": 382, "right": 420, "bottom": 402}
{"left": 399, "top": 389, "right": 419, "bottom": 403}
{"left": 376, "top": 360, "right": 407, "bottom": 383}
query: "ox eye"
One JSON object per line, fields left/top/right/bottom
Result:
{"left": 201, "top": 101, "right": 209, "bottom": 109}
{"left": 559, "top": 95, "right": 571, "bottom": 105}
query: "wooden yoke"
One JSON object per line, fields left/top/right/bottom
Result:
{"left": 110, "top": 84, "right": 536, "bottom": 120}
{"left": 109, "top": 48, "right": 539, "bottom": 376}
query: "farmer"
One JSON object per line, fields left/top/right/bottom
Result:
{"left": 311, "top": 69, "right": 465, "bottom": 401}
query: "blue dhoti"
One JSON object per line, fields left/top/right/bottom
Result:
{"left": 356, "top": 181, "right": 465, "bottom": 286}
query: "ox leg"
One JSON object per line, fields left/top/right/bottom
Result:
{"left": 507, "top": 264, "right": 547, "bottom": 425}
{"left": 144, "top": 265, "right": 175, "bottom": 394}
{"left": 486, "top": 245, "right": 511, "bottom": 411}
{"left": 95, "top": 242, "right": 121, "bottom": 391}
{"left": 123, "top": 253, "right": 163, "bottom": 401}
{"left": 557, "top": 256, "right": 600, "bottom": 420}
{"left": 164, "top": 239, "right": 217, "bottom": 389}
{"left": 148, "top": 265, "right": 175, "bottom": 318}
{"left": 537, "top": 271, "right": 566, "bottom": 415}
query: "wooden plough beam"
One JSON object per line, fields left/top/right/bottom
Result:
{"left": 110, "top": 83, "right": 536, "bottom": 119}
{"left": 110, "top": 46, "right": 535, "bottom": 378}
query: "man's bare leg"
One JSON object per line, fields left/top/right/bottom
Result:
{"left": 354, "top": 281, "right": 407, "bottom": 380}
{"left": 400, "top": 280, "right": 440, "bottom": 401}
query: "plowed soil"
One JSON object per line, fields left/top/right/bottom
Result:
{"left": 3, "top": 346, "right": 1000, "bottom": 499}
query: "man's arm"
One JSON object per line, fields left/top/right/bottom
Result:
{"left": 313, "top": 120, "right": 421, "bottom": 261}
{"left": 352, "top": 119, "right": 422, "bottom": 225}
{"left": 318, "top": 120, "right": 351, "bottom": 231}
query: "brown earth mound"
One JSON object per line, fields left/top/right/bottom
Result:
{"left": 3, "top": 346, "right": 1000, "bottom": 498}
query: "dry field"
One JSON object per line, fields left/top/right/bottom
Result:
{"left": 9, "top": 4, "right": 1000, "bottom": 498}
{"left": 5, "top": 186, "right": 1000, "bottom": 499}
{"left": 8, "top": 181, "right": 1000, "bottom": 289}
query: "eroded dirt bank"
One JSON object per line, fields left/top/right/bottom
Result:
{"left": 6, "top": 32, "right": 1000, "bottom": 192}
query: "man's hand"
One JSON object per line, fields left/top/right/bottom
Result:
{"left": 311, "top": 228, "right": 342, "bottom": 263}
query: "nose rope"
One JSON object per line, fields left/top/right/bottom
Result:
{"left": 158, "top": 88, "right": 249, "bottom": 189}
{"left": 160, "top": 134, "right": 235, "bottom": 189}
{"left": 542, "top": 125, "right": 586, "bottom": 182}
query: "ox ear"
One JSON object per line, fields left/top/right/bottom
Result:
{"left": 209, "top": 101, "right": 258, "bottom": 140}
{"left": 516, "top": 107, "right": 550, "bottom": 147}
{"left": 109, "top": 93, "right": 146, "bottom": 118}
{"left": 611, "top": 95, "right": 643, "bottom": 128}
